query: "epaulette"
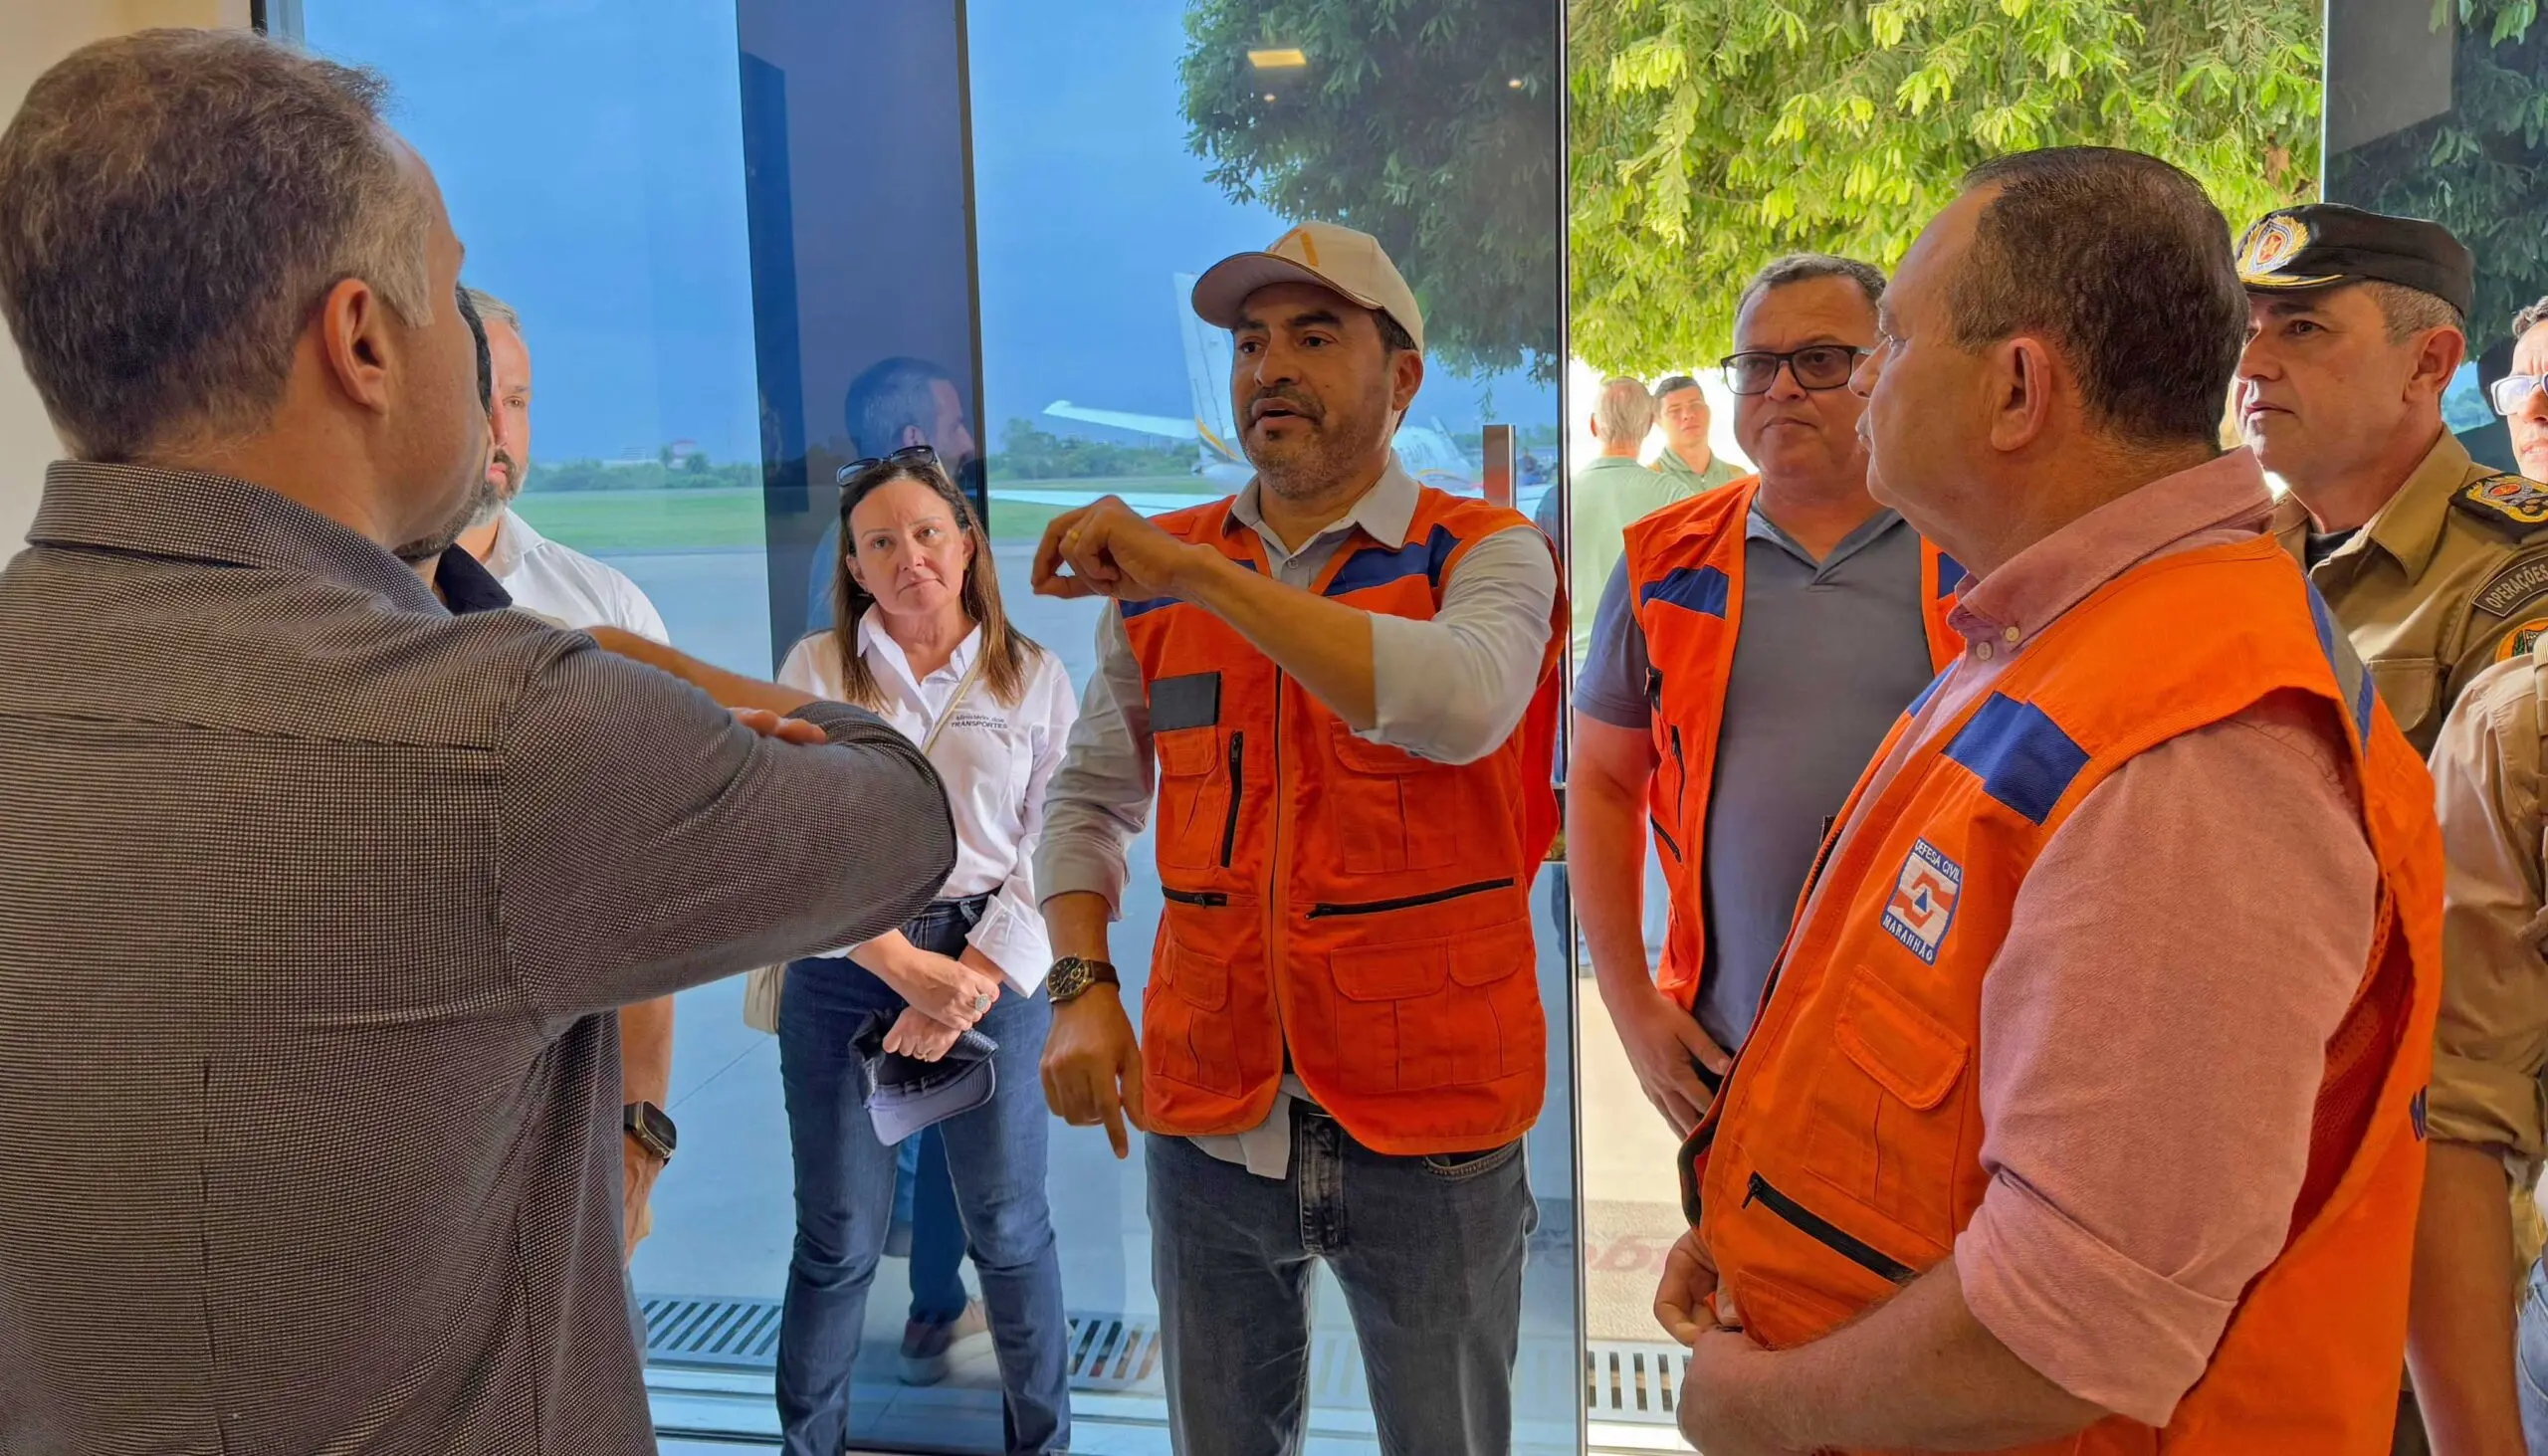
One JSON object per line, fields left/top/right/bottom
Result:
{"left": 2451, "top": 473, "right": 2548, "bottom": 541}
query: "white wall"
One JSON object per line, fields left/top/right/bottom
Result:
{"left": 0, "top": 0, "right": 250, "bottom": 552}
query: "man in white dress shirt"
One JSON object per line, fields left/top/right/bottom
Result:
{"left": 454, "top": 287, "right": 670, "bottom": 642}
{"left": 451, "top": 286, "right": 679, "bottom": 1286}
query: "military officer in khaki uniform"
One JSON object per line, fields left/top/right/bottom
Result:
{"left": 2239, "top": 203, "right": 2548, "bottom": 757}
{"left": 2239, "top": 206, "right": 2548, "bottom": 1455}
{"left": 2429, "top": 636, "right": 2548, "bottom": 1456}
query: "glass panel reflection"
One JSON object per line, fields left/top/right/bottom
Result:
{"left": 2326, "top": 1, "right": 2548, "bottom": 472}
{"left": 969, "top": 1, "right": 1570, "bottom": 1452}
{"left": 292, "top": 0, "right": 1568, "bottom": 1449}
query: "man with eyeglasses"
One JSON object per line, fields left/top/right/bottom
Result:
{"left": 2500, "top": 298, "right": 2548, "bottom": 485}
{"left": 2411, "top": 292, "right": 2548, "bottom": 1456}
{"left": 2237, "top": 204, "right": 2548, "bottom": 1456}
{"left": 1571, "top": 254, "right": 1963, "bottom": 1138}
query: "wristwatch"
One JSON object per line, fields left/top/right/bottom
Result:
{"left": 623, "top": 1101, "right": 678, "bottom": 1163}
{"left": 1046, "top": 955, "right": 1121, "bottom": 1005}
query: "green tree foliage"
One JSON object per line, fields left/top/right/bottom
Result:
{"left": 2329, "top": 0, "right": 2545, "bottom": 355}
{"left": 1572, "top": 0, "right": 2322, "bottom": 374}
{"left": 1179, "top": 0, "right": 1562, "bottom": 378}
{"left": 986, "top": 420, "right": 1199, "bottom": 481}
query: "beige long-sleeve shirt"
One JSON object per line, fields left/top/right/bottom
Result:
{"left": 2430, "top": 637, "right": 2548, "bottom": 1167}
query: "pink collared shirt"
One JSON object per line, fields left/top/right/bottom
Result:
{"left": 1817, "top": 451, "right": 2379, "bottom": 1426}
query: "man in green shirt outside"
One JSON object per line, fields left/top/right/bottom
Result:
{"left": 1651, "top": 373, "right": 1749, "bottom": 496}
{"left": 1559, "top": 376, "right": 1689, "bottom": 666}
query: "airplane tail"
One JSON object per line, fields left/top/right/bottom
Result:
{"left": 1173, "top": 273, "right": 1245, "bottom": 469}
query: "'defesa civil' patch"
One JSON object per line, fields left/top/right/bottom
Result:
{"left": 1881, "top": 838, "right": 1963, "bottom": 966}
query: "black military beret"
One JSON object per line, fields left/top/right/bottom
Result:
{"left": 2236, "top": 202, "right": 2473, "bottom": 318}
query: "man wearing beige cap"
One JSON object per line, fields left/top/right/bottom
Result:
{"left": 1030, "top": 221, "right": 1563, "bottom": 1454}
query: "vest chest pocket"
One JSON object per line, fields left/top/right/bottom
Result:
{"left": 1797, "top": 969, "right": 1972, "bottom": 1248}
{"left": 1155, "top": 728, "right": 1238, "bottom": 870}
{"left": 1327, "top": 724, "right": 1462, "bottom": 875}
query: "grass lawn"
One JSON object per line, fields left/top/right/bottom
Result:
{"left": 511, "top": 476, "right": 1222, "bottom": 554}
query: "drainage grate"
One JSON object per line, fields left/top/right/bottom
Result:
{"left": 1585, "top": 1341, "right": 1683, "bottom": 1425}
{"left": 643, "top": 1296, "right": 1679, "bottom": 1426}
{"left": 641, "top": 1296, "right": 1166, "bottom": 1391}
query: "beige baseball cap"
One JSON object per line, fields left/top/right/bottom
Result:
{"left": 1190, "top": 222, "right": 1424, "bottom": 354}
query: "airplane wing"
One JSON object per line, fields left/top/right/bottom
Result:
{"left": 1044, "top": 400, "right": 1199, "bottom": 440}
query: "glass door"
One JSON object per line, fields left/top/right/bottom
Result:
{"left": 278, "top": 0, "right": 1570, "bottom": 1451}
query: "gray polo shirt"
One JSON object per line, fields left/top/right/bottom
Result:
{"left": 1578, "top": 504, "right": 1936, "bottom": 1052}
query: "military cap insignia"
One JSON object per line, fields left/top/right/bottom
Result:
{"left": 2452, "top": 474, "right": 2548, "bottom": 539}
{"left": 2237, "top": 214, "right": 2339, "bottom": 289}
{"left": 2497, "top": 619, "right": 2548, "bottom": 664}
{"left": 2241, "top": 215, "right": 2307, "bottom": 275}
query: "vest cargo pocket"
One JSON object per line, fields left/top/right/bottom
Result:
{"left": 1325, "top": 911, "right": 1539, "bottom": 1095}
{"left": 1328, "top": 724, "right": 1460, "bottom": 874}
{"left": 1145, "top": 926, "right": 1242, "bottom": 1096}
{"left": 1798, "top": 968, "right": 1972, "bottom": 1247}
{"left": 1154, "top": 728, "right": 1230, "bottom": 870}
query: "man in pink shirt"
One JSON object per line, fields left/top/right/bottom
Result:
{"left": 1658, "top": 146, "right": 2436, "bottom": 1452}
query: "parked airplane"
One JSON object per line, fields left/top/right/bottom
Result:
{"left": 1044, "top": 273, "right": 1482, "bottom": 491}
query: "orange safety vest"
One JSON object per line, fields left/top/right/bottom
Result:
{"left": 1121, "top": 487, "right": 1564, "bottom": 1156}
{"left": 1683, "top": 533, "right": 2441, "bottom": 1453}
{"left": 1619, "top": 477, "right": 1965, "bottom": 1012}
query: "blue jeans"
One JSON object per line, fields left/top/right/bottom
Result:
{"left": 1147, "top": 1111, "right": 1535, "bottom": 1456}
{"left": 901, "top": 1127, "right": 968, "bottom": 1323}
{"left": 775, "top": 900, "right": 1068, "bottom": 1456}
{"left": 2518, "top": 1252, "right": 2548, "bottom": 1452}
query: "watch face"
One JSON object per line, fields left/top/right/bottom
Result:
{"left": 628, "top": 1102, "right": 677, "bottom": 1155}
{"left": 1050, "top": 958, "right": 1088, "bottom": 998}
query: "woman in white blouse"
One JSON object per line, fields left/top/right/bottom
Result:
{"left": 771, "top": 450, "right": 1076, "bottom": 1456}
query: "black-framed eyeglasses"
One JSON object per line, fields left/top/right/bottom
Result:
{"left": 1719, "top": 345, "right": 1872, "bottom": 396}
{"left": 2491, "top": 374, "right": 2547, "bottom": 417}
{"left": 836, "top": 444, "right": 939, "bottom": 489}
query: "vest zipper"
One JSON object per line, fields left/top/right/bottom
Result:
{"left": 1306, "top": 878, "right": 1516, "bottom": 919}
{"left": 1648, "top": 815, "right": 1683, "bottom": 862}
{"left": 1162, "top": 888, "right": 1229, "bottom": 907}
{"left": 1670, "top": 725, "right": 1689, "bottom": 821}
{"left": 1743, "top": 1172, "right": 1913, "bottom": 1284}
{"left": 1221, "top": 730, "right": 1245, "bottom": 868}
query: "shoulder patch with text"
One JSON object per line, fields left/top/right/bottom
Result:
{"left": 2476, "top": 555, "right": 2548, "bottom": 617}
{"left": 1881, "top": 839, "right": 1964, "bottom": 966}
{"left": 2452, "top": 474, "right": 2548, "bottom": 541}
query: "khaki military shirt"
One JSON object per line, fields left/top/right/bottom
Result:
{"left": 2430, "top": 639, "right": 2548, "bottom": 1269}
{"left": 2274, "top": 431, "right": 2548, "bottom": 755}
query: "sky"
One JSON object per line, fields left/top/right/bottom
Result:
{"left": 299, "top": 0, "right": 1555, "bottom": 468}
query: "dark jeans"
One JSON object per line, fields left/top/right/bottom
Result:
{"left": 775, "top": 900, "right": 1067, "bottom": 1456}
{"left": 903, "top": 1126, "right": 968, "bottom": 1324}
{"left": 1147, "top": 1111, "right": 1535, "bottom": 1456}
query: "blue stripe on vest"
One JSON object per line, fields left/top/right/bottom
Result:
{"left": 1943, "top": 694, "right": 2089, "bottom": 825}
{"left": 1935, "top": 552, "right": 1964, "bottom": 598}
{"left": 1906, "top": 664, "right": 1952, "bottom": 719}
{"left": 1324, "top": 523, "right": 1460, "bottom": 598}
{"left": 1123, "top": 557, "right": 1260, "bottom": 619}
{"left": 1638, "top": 564, "right": 1730, "bottom": 618}
{"left": 2302, "top": 580, "right": 2377, "bottom": 739}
